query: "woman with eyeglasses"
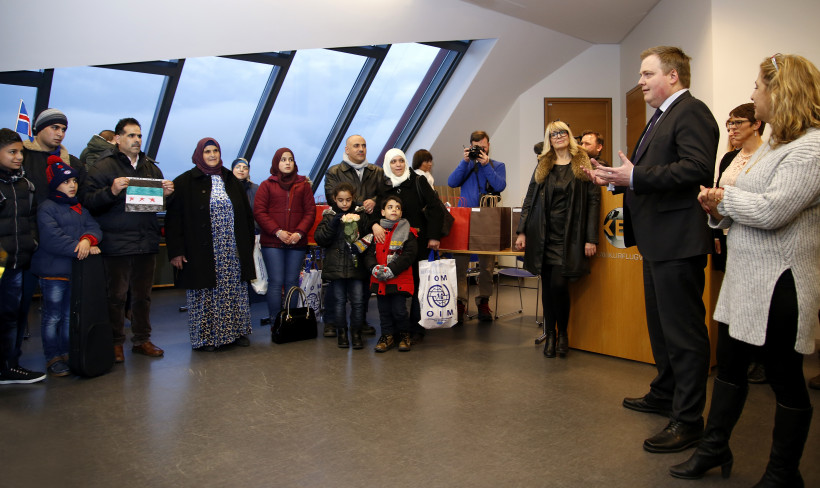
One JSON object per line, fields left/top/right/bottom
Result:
{"left": 670, "top": 54, "right": 820, "bottom": 487}
{"left": 714, "top": 103, "right": 768, "bottom": 384}
{"left": 514, "top": 121, "right": 600, "bottom": 358}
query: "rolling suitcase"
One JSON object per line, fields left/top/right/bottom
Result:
{"left": 69, "top": 254, "right": 113, "bottom": 377}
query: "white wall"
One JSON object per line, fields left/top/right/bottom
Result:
{"left": 619, "top": 0, "right": 715, "bottom": 152}
{"left": 619, "top": 0, "right": 820, "bottom": 161}
{"left": 710, "top": 0, "right": 820, "bottom": 153}
{"left": 484, "top": 44, "right": 623, "bottom": 208}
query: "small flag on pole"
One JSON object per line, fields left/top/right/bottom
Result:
{"left": 15, "top": 100, "right": 34, "bottom": 142}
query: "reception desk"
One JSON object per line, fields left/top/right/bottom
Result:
{"left": 567, "top": 189, "right": 720, "bottom": 365}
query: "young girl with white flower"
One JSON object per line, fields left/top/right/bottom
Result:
{"left": 313, "top": 182, "right": 372, "bottom": 349}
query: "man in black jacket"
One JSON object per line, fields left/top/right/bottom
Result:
{"left": 82, "top": 118, "right": 174, "bottom": 363}
{"left": 321, "top": 135, "right": 384, "bottom": 336}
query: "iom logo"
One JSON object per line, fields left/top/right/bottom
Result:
{"left": 426, "top": 284, "right": 451, "bottom": 308}
{"left": 306, "top": 293, "right": 320, "bottom": 312}
{"left": 603, "top": 207, "right": 626, "bottom": 249}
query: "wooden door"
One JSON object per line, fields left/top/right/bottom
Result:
{"left": 625, "top": 85, "right": 646, "bottom": 158}
{"left": 544, "top": 98, "right": 612, "bottom": 165}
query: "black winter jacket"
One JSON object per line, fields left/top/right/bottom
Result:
{"left": 314, "top": 207, "right": 369, "bottom": 281}
{"left": 323, "top": 161, "right": 384, "bottom": 206}
{"left": 0, "top": 168, "right": 37, "bottom": 270}
{"left": 518, "top": 151, "right": 600, "bottom": 279}
{"left": 82, "top": 151, "right": 164, "bottom": 256}
{"left": 370, "top": 171, "right": 444, "bottom": 259}
{"left": 165, "top": 167, "right": 256, "bottom": 289}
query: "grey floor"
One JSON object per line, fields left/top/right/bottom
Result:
{"left": 2, "top": 283, "right": 818, "bottom": 488}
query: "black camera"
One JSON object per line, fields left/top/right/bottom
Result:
{"left": 468, "top": 145, "right": 484, "bottom": 160}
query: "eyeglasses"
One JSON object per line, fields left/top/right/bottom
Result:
{"left": 549, "top": 130, "right": 568, "bottom": 139}
{"left": 770, "top": 53, "right": 781, "bottom": 72}
{"left": 725, "top": 119, "right": 749, "bottom": 130}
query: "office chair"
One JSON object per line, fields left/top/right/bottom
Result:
{"left": 493, "top": 257, "right": 541, "bottom": 324}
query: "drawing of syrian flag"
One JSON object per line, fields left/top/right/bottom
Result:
{"left": 126, "top": 178, "right": 165, "bottom": 212}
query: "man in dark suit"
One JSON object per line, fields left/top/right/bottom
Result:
{"left": 588, "top": 46, "right": 719, "bottom": 453}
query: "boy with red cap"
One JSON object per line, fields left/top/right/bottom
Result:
{"left": 30, "top": 156, "right": 102, "bottom": 376}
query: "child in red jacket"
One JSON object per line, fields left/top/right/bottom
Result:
{"left": 364, "top": 196, "right": 417, "bottom": 352}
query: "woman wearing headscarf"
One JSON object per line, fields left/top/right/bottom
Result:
{"left": 254, "top": 148, "right": 316, "bottom": 318}
{"left": 671, "top": 53, "right": 820, "bottom": 486}
{"left": 371, "top": 148, "right": 444, "bottom": 349}
{"left": 232, "top": 157, "right": 259, "bottom": 213}
{"left": 514, "top": 120, "right": 600, "bottom": 358}
{"left": 165, "top": 138, "right": 255, "bottom": 351}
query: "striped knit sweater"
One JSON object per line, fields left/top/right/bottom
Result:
{"left": 711, "top": 128, "right": 820, "bottom": 353}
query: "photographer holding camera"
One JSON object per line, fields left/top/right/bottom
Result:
{"left": 447, "top": 130, "right": 507, "bottom": 322}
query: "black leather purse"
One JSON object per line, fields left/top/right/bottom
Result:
{"left": 271, "top": 287, "right": 318, "bottom": 344}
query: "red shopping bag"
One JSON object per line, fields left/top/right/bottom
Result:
{"left": 306, "top": 205, "right": 330, "bottom": 246}
{"left": 439, "top": 207, "right": 471, "bottom": 250}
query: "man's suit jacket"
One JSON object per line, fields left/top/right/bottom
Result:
{"left": 623, "top": 91, "right": 719, "bottom": 261}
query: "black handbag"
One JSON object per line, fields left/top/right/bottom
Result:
{"left": 271, "top": 287, "right": 318, "bottom": 344}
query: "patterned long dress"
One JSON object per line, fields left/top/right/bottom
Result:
{"left": 187, "top": 175, "right": 252, "bottom": 348}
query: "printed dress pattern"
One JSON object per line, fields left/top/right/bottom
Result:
{"left": 187, "top": 175, "right": 252, "bottom": 347}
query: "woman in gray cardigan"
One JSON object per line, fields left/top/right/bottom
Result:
{"left": 671, "top": 53, "right": 820, "bottom": 487}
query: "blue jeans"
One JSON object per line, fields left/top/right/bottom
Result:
{"left": 261, "top": 247, "right": 306, "bottom": 317}
{"left": 330, "top": 278, "right": 366, "bottom": 330}
{"left": 39, "top": 279, "right": 71, "bottom": 362}
{"left": 377, "top": 293, "right": 410, "bottom": 336}
{"left": 0, "top": 268, "right": 24, "bottom": 369}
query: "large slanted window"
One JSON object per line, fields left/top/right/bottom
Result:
{"left": 154, "top": 56, "right": 271, "bottom": 172}
{"left": 316, "top": 43, "right": 441, "bottom": 197}
{"left": 48, "top": 66, "right": 163, "bottom": 156}
{"left": 253, "top": 49, "right": 366, "bottom": 185}
{"left": 0, "top": 41, "right": 469, "bottom": 189}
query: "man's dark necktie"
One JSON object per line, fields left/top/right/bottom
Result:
{"left": 633, "top": 108, "right": 663, "bottom": 163}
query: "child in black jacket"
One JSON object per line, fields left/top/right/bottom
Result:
{"left": 0, "top": 128, "right": 44, "bottom": 384}
{"left": 314, "top": 182, "right": 371, "bottom": 349}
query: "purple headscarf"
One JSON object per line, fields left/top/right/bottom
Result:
{"left": 192, "top": 137, "right": 223, "bottom": 176}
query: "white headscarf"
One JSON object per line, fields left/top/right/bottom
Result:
{"left": 384, "top": 148, "right": 410, "bottom": 188}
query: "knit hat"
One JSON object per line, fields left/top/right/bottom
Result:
{"left": 34, "top": 109, "right": 68, "bottom": 135}
{"left": 232, "top": 158, "right": 249, "bottom": 170}
{"left": 46, "top": 155, "right": 78, "bottom": 191}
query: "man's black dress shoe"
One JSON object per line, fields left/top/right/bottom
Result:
{"left": 643, "top": 419, "right": 703, "bottom": 453}
{"left": 623, "top": 395, "right": 673, "bottom": 417}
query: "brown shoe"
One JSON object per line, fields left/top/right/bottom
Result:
{"left": 113, "top": 345, "right": 125, "bottom": 363}
{"left": 398, "top": 332, "right": 412, "bottom": 352}
{"left": 132, "top": 341, "right": 164, "bottom": 357}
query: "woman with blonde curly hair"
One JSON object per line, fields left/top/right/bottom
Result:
{"left": 671, "top": 54, "right": 820, "bottom": 487}
{"left": 514, "top": 121, "right": 600, "bottom": 358}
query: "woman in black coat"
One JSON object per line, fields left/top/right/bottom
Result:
{"left": 515, "top": 121, "right": 600, "bottom": 358}
{"left": 165, "top": 138, "right": 255, "bottom": 351}
{"left": 371, "top": 148, "right": 444, "bottom": 345}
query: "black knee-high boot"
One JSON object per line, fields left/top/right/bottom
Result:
{"left": 543, "top": 328, "right": 556, "bottom": 358}
{"left": 669, "top": 378, "right": 748, "bottom": 480}
{"left": 752, "top": 404, "right": 813, "bottom": 488}
{"left": 556, "top": 325, "right": 568, "bottom": 357}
